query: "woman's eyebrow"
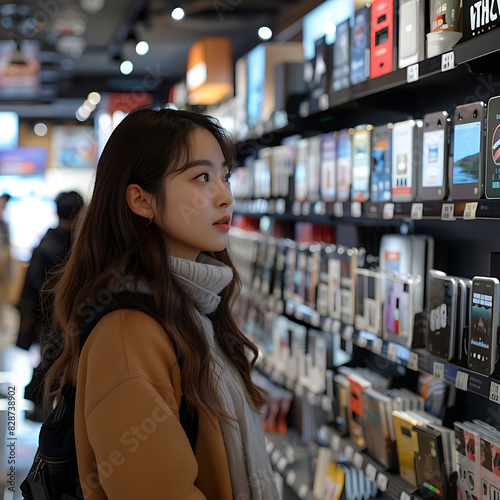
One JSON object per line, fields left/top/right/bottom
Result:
{"left": 183, "top": 159, "right": 230, "bottom": 169}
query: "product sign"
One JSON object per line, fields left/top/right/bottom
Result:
{"left": 463, "top": 0, "right": 500, "bottom": 41}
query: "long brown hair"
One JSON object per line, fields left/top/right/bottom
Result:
{"left": 43, "top": 105, "right": 267, "bottom": 421}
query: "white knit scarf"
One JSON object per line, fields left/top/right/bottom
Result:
{"left": 169, "top": 253, "right": 279, "bottom": 500}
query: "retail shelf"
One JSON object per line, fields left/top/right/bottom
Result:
{"left": 454, "top": 30, "right": 500, "bottom": 66}
{"left": 234, "top": 198, "right": 500, "bottom": 223}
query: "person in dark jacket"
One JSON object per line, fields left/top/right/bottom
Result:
{"left": 16, "top": 191, "right": 84, "bottom": 421}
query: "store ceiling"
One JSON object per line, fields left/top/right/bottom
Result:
{"left": 0, "top": 0, "right": 313, "bottom": 118}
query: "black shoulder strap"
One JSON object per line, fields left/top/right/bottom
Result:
{"left": 78, "top": 292, "right": 198, "bottom": 452}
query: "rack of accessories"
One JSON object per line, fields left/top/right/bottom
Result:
{"left": 207, "top": 1, "right": 500, "bottom": 499}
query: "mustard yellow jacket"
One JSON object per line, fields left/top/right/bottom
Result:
{"left": 75, "top": 309, "right": 233, "bottom": 499}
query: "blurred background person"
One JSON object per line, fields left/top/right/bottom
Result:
{"left": 0, "top": 193, "right": 12, "bottom": 329}
{"left": 16, "top": 191, "right": 84, "bottom": 421}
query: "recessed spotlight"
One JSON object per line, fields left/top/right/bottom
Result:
{"left": 136, "top": 41, "right": 149, "bottom": 55}
{"left": 34, "top": 123, "right": 48, "bottom": 136}
{"left": 258, "top": 26, "right": 272, "bottom": 40}
{"left": 87, "top": 92, "right": 101, "bottom": 105}
{"left": 171, "top": 7, "right": 185, "bottom": 21}
{"left": 120, "top": 60, "right": 133, "bottom": 75}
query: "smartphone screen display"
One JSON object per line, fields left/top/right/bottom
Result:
{"left": 320, "top": 133, "right": 336, "bottom": 201}
{"left": 351, "top": 128, "right": 371, "bottom": 202}
{"left": 469, "top": 288, "right": 494, "bottom": 374}
{"left": 371, "top": 126, "right": 392, "bottom": 201}
{"left": 414, "top": 429, "right": 446, "bottom": 500}
{"left": 422, "top": 129, "right": 445, "bottom": 187}
{"left": 336, "top": 130, "right": 353, "bottom": 201}
{"left": 427, "top": 277, "right": 454, "bottom": 359}
{"left": 486, "top": 96, "right": 500, "bottom": 198}
{"left": 392, "top": 122, "right": 414, "bottom": 198}
{"left": 384, "top": 279, "right": 410, "bottom": 337}
{"left": 453, "top": 121, "right": 481, "bottom": 185}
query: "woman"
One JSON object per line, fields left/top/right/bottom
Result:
{"left": 44, "top": 106, "right": 278, "bottom": 499}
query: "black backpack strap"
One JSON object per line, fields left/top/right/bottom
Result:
{"left": 78, "top": 292, "right": 198, "bottom": 452}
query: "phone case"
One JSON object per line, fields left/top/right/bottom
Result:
{"left": 455, "top": 422, "right": 482, "bottom": 500}
{"left": 320, "top": 133, "right": 337, "bottom": 202}
{"left": 486, "top": 96, "right": 500, "bottom": 198}
{"left": 451, "top": 102, "right": 485, "bottom": 200}
{"left": 294, "top": 139, "right": 310, "bottom": 202}
{"left": 351, "top": 5, "right": 371, "bottom": 85}
{"left": 355, "top": 268, "right": 382, "bottom": 336}
{"left": 333, "top": 20, "right": 351, "bottom": 92}
{"left": 370, "top": 123, "right": 393, "bottom": 202}
{"left": 351, "top": 125, "right": 372, "bottom": 202}
{"left": 308, "top": 135, "right": 322, "bottom": 202}
{"left": 336, "top": 129, "right": 353, "bottom": 202}
{"left": 398, "top": 0, "right": 425, "bottom": 69}
{"left": 347, "top": 372, "right": 372, "bottom": 449}
{"left": 370, "top": 0, "right": 397, "bottom": 78}
{"left": 420, "top": 111, "right": 450, "bottom": 201}
{"left": 455, "top": 277, "right": 472, "bottom": 362}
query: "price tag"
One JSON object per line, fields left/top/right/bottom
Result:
{"left": 441, "top": 51, "right": 455, "bottom": 72}
{"left": 433, "top": 362, "right": 445, "bottom": 380}
{"left": 334, "top": 201, "right": 344, "bottom": 218}
{"left": 455, "top": 371, "right": 469, "bottom": 391}
{"left": 344, "top": 444, "right": 354, "bottom": 461}
{"left": 314, "top": 200, "right": 327, "bottom": 215}
{"left": 489, "top": 381, "right": 500, "bottom": 404}
{"left": 411, "top": 203, "right": 424, "bottom": 220}
{"left": 292, "top": 201, "right": 302, "bottom": 216}
{"left": 277, "top": 456, "right": 288, "bottom": 472}
{"left": 383, "top": 203, "right": 395, "bottom": 220}
{"left": 400, "top": 492, "right": 412, "bottom": 500}
{"left": 298, "top": 484, "right": 309, "bottom": 499}
{"left": 407, "top": 63, "right": 419, "bottom": 83}
{"left": 331, "top": 320, "right": 342, "bottom": 335}
{"left": 321, "top": 396, "right": 332, "bottom": 412}
{"left": 463, "top": 202, "right": 478, "bottom": 220}
{"left": 357, "top": 335, "right": 368, "bottom": 348}
{"left": 302, "top": 201, "right": 311, "bottom": 216}
{"left": 377, "top": 473, "right": 389, "bottom": 492}
{"left": 351, "top": 201, "right": 362, "bottom": 218}
{"left": 299, "top": 101, "right": 309, "bottom": 118}
{"left": 408, "top": 352, "right": 419, "bottom": 371}
{"left": 311, "top": 311, "right": 321, "bottom": 328}
{"left": 353, "top": 452, "right": 364, "bottom": 469}
{"left": 365, "top": 463, "right": 377, "bottom": 482}
{"left": 387, "top": 343, "right": 398, "bottom": 362}
{"left": 294, "top": 383, "right": 305, "bottom": 398}
{"left": 271, "top": 449, "right": 281, "bottom": 464}
{"left": 441, "top": 203, "right": 456, "bottom": 221}
{"left": 319, "top": 93, "right": 329, "bottom": 111}
{"left": 331, "top": 434, "right": 341, "bottom": 451}
{"left": 372, "top": 338, "right": 383, "bottom": 355}
{"left": 286, "top": 471, "right": 296, "bottom": 486}
{"left": 275, "top": 199, "right": 286, "bottom": 215}
{"left": 323, "top": 317, "right": 333, "bottom": 332}
{"left": 342, "top": 325, "right": 354, "bottom": 341}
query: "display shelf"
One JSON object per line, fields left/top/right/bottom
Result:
{"left": 454, "top": 29, "right": 500, "bottom": 66}
{"left": 265, "top": 431, "right": 316, "bottom": 500}
{"left": 234, "top": 198, "right": 500, "bottom": 223}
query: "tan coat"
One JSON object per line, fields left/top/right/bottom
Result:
{"left": 75, "top": 309, "right": 233, "bottom": 499}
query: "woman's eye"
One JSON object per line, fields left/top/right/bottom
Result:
{"left": 224, "top": 172, "right": 232, "bottom": 182}
{"left": 196, "top": 173, "right": 210, "bottom": 182}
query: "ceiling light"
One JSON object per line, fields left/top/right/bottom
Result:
{"left": 136, "top": 41, "right": 149, "bottom": 55}
{"left": 258, "top": 27, "right": 273, "bottom": 40}
{"left": 171, "top": 7, "right": 185, "bottom": 21}
{"left": 87, "top": 91, "right": 101, "bottom": 105}
{"left": 79, "top": 0, "right": 105, "bottom": 14}
{"left": 324, "top": 22, "right": 336, "bottom": 37}
{"left": 82, "top": 100, "right": 96, "bottom": 112}
{"left": 120, "top": 60, "right": 133, "bottom": 75}
{"left": 34, "top": 123, "right": 48, "bottom": 137}
{"left": 76, "top": 105, "right": 91, "bottom": 121}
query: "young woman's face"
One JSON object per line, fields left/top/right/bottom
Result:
{"left": 159, "top": 126, "right": 233, "bottom": 260}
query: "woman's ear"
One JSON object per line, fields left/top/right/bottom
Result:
{"left": 126, "top": 184, "right": 155, "bottom": 220}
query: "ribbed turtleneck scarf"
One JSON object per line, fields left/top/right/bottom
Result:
{"left": 169, "top": 253, "right": 279, "bottom": 500}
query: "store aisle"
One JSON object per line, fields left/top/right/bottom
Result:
{"left": 0, "top": 304, "right": 41, "bottom": 500}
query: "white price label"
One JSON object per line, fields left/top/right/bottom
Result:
{"left": 277, "top": 456, "right": 288, "bottom": 472}
{"left": 408, "top": 352, "right": 419, "bottom": 371}
{"left": 441, "top": 51, "right": 455, "bottom": 72}
{"left": 400, "top": 492, "right": 412, "bottom": 500}
{"left": 299, "top": 101, "right": 309, "bottom": 118}
{"left": 376, "top": 473, "right": 389, "bottom": 492}
{"left": 286, "top": 471, "right": 296, "bottom": 486}
{"left": 365, "top": 463, "right": 377, "bottom": 482}
{"left": 343, "top": 325, "right": 354, "bottom": 341}
{"left": 407, "top": 63, "right": 419, "bottom": 83}
{"left": 275, "top": 199, "right": 286, "bottom": 215}
{"left": 331, "top": 320, "right": 342, "bottom": 335}
{"left": 298, "top": 484, "right": 309, "bottom": 499}
{"left": 433, "top": 362, "right": 445, "bottom": 380}
{"left": 292, "top": 201, "right": 302, "bottom": 216}
{"left": 441, "top": 203, "right": 456, "bottom": 221}
{"left": 353, "top": 452, "right": 364, "bottom": 469}
{"left": 351, "top": 201, "right": 362, "bottom": 218}
{"left": 463, "top": 202, "right": 478, "bottom": 220}
{"left": 332, "top": 434, "right": 341, "bottom": 451}
{"left": 357, "top": 335, "right": 368, "bottom": 348}
{"left": 387, "top": 343, "right": 398, "bottom": 362}
{"left": 411, "top": 203, "right": 424, "bottom": 220}
{"left": 372, "top": 338, "right": 383, "bottom": 355}
{"left": 321, "top": 396, "right": 332, "bottom": 412}
{"left": 311, "top": 311, "right": 321, "bottom": 328}
{"left": 334, "top": 201, "right": 344, "bottom": 218}
{"left": 302, "top": 201, "right": 311, "bottom": 216}
{"left": 319, "top": 93, "right": 329, "bottom": 111}
{"left": 314, "top": 201, "right": 326, "bottom": 215}
{"left": 344, "top": 444, "right": 354, "bottom": 461}
{"left": 455, "top": 371, "right": 469, "bottom": 391}
{"left": 383, "top": 203, "right": 395, "bottom": 220}
{"left": 271, "top": 449, "right": 281, "bottom": 464}
{"left": 489, "top": 381, "right": 500, "bottom": 404}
